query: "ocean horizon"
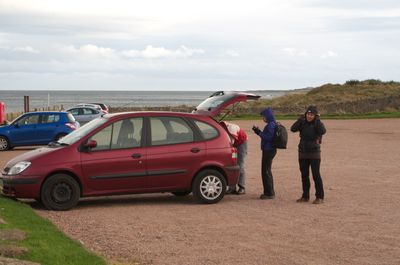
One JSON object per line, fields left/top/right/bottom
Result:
{"left": 0, "top": 90, "right": 288, "bottom": 113}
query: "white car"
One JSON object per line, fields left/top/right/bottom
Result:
{"left": 66, "top": 106, "right": 104, "bottom": 125}
{"left": 74, "top": 103, "right": 104, "bottom": 112}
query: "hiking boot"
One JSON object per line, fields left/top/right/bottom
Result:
{"left": 237, "top": 187, "right": 245, "bottom": 195}
{"left": 296, "top": 197, "right": 309, "bottom": 203}
{"left": 226, "top": 187, "right": 237, "bottom": 195}
{"left": 312, "top": 198, "right": 324, "bottom": 204}
{"left": 260, "top": 194, "right": 275, "bottom": 200}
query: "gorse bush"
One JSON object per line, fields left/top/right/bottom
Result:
{"left": 345, "top": 80, "right": 361, "bottom": 86}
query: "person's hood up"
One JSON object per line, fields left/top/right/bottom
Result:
{"left": 260, "top": 107, "right": 275, "bottom": 122}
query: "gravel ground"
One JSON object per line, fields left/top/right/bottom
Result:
{"left": 2, "top": 119, "right": 400, "bottom": 265}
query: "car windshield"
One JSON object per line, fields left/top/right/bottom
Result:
{"left": 59, "top": 116, "right": 108, "bottom": 145}
{"left": 196, "top": 93, "right": 236, "bottom": 111}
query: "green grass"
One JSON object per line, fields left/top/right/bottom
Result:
{"left": 0, "top": 196, "right": 107, "bottom": 265}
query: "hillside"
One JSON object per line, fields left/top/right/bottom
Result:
{"left": 245, "top": 79, "right": 400, "bottom": 115}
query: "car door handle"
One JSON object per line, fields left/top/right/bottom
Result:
{"left": 190, "top": 148, "right": 200, "bottom": 153}
{"left": 131, "top": 153, "right": 142, "bottom": 158}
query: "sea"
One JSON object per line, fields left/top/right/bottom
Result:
{"left": 0, "top": 90, "right": 288, "bottom": 113}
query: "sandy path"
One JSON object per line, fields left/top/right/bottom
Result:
{"left": 2, "top": 119, "right": 400, "bottom": 265}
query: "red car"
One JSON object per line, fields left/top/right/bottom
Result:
{"left": 1, "top": 92, "right": 259, "bottom": 210}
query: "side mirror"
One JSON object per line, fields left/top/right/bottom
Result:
{"left": 84, "top": 140, "right": 97, "bottom": 149}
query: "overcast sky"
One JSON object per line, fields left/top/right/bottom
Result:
{"left": 0, "top": 0, "right": 399, "bottom": 91}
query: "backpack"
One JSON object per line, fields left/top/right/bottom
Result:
{"left": 272, "top": 122, "right": 288, "bottom": 149}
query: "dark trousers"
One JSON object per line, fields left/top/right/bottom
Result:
{"left": 261, "top": 150, "right": 276, "bottom": 196}
{"left": 299, "top": 159, "right": 324, "bottom": 199}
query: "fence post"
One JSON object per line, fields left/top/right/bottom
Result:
{"left": 24, "top": 96, "right": 30, "bottom": 113}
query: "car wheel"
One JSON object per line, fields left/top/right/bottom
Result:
{"left": 41, "top": 174, "right": 80, "bottom": 211}
{"left": 54, "top": 133, "right": 67, "bottom": 141}
{"left": 192, "top": 169, "right": 226, "bottom": 204}
{"left": 0, "top": 136, "right": 10, "bottom": 151}
{"left": 172, "top": 191, "right": 191, "bottom": 196}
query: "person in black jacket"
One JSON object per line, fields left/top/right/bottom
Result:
{"left": 290, "top": 106, "right": 326, "bottom": 204}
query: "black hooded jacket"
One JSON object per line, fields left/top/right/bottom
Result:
{"left": 290, "top": 115, "right": 326, "bottom": 154}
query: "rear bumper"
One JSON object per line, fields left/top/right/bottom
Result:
{"left": 223, "top": 165, "right": 240, "bottom": 186}
{"left": 1, "top": 174, "right": 41, "bottom": 198}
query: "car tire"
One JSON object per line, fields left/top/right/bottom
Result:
{"left": 192, "top": 169, "right": 226, "bottom": 204}
{"left": 54, "top": 133, "right": 67, "bottom": 141}
{"left": 41, "top": 174, "right": 80, "bottom": 211}
{"left": 172, "top": 191, "right": 191, "bottom": 196}
{"left": 0, "top": 136, "right": 10, "bottom": 151}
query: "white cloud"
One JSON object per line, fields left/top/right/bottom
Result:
{"left": 12, "top": 46, "right": 40, "bottom": 54}
{"left": 0, "top": 45, "right": 40, "bottom": 54}
{"left": 282, "top": 48, "right": 308, "bottom": 57}
{"left": 122, "top": 45, "right": 204, "bottom": 59}
{"left": 63, "top": 44, "right": 116, "bottom": 58}
{"left": 225, "top": 50, "right": 240, "bottom": 57}
{"left": 321, "top": 50, "right": 338, "bottom": 59}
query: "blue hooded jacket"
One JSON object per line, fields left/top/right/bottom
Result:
{"left": 258, "top": 107, "right": 277, "bottom": 151}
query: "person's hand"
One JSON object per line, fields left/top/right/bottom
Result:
{"left": 252, "top": 126, "right": 261, "bottom": 135}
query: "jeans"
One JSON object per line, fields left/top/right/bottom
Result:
{"left": 299, "top": 158, "right": 324, "bottom": 199}
{"left": 261, "top": 149, "right": 276, "bottom": 196}
{"left": 236, "top": 141, "right": 248, "bottom": 189}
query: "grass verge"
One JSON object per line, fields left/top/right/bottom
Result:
{"left": 0, "top": 196, "right": 107, "bottom": 265}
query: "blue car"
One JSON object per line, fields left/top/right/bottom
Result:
{"left": 0, "top": 111, "right": 80, "bottom": 151}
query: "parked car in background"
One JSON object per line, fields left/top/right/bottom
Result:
{"left": 88, "top": 103, "right": 109, "bottom": 113}
{"left": 66, "top": 106, "right": 104, "bottom": 125}
{"left": 1, "top": 91, "right": 259, "bottom": 210}
{"left": 73, "top": 103, "right": 104, "bottom": 112}
{"left": 0, "top": 111, "right": 79, "bottom": 151}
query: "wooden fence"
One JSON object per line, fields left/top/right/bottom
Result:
{"left": 5, "top": 105, "right": 64, "bottom": 122}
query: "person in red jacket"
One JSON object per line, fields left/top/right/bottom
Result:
{"left": 223, "top": 122, "right": 248, "bottom": 195}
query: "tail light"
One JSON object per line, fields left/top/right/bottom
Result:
{"left": 231, "top": 147, "right": 238, "bottom": 164}
{"left": 65, "top": 122, "right": 77, "bottom": 130}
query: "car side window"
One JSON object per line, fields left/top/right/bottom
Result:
{"left": 16, "top": 114, "right": 40, "bottom": 126}
{"left": 41, "top": 114, "right": 60, "bottom": 123}
{"left": 89, "top": 125, "right": 113, "bottom": 151}
{"left": 111, "top": 118, "right": 142, "bottom": 149}
{"left": 83, "top": 108, "right": 97, "bottom": 115}
{"left": 150, "top": 117, "right": 194, "bottom": 146}
{"left": 193, "top": 120, "right": 219, "bottom": 140}
{"left": 89, "top": 117, "right": 143, "bottom": 151}
{"left": 69, "top": 108, "right": 80, "bottom": 116}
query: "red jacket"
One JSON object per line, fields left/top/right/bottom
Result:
{"left": 224, "top": 122, "right": 248, "bottom": 147}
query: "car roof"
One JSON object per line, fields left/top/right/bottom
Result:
{"left": 67, "top": 106, "right": 100, "bottom": 110}
{"left": 103, "top": 111, "right": 212, "bottom": 120}
{"left": 23, "top": 111, "right": 68, "bottom": 115}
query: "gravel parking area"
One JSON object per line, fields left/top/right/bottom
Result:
{"left": 2, "top": 119, "right": 400, "bottom": 265}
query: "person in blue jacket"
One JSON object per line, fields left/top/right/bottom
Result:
{"left": 252, "top": 107, "right": 277, "bottom": 200}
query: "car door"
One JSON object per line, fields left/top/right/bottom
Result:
{"left": 80, "top": 117, "right": 147, "bottom": 193}
{"left": 81, "top": 108, "right": 100, "bottom": 123}
{"left": 9, "top": 113, "right": 40, "bottom": 145}
{"left": 68, "top": 108, "right": 82, "bottom": 123}
{"left": 36, "top": 113, "right": 60, "bottom": 143}
{"left": 145, "top": 116, "right": 206, "bottom": 191}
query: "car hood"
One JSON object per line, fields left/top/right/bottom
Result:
{"left": 0, "top": 124, "right": 11, "bottom": 131}
{"left": 4, "top": 146, "right": 64, "bottom": 168}
{"left": 192, "top": 91, "right": 260, "bottom": 117}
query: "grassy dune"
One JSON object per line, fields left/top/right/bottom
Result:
{"left": 241, "top": 79, "right": 400, "bottom": 116}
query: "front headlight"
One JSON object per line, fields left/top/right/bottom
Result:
{"left": 7, "top": 161, "right": 31, "bottom": 175}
